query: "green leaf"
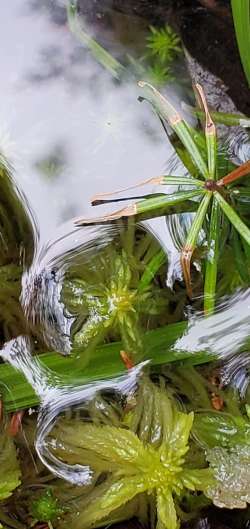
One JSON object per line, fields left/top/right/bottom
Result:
{"left": 214, "top": 191, "right": 250, "bottom": 246}
{"left": 138, "top": 249, "right": 166, "bottom": 291}
{"left": 193, "top": 411, "right": 250, "bottom": 449}
{"left": 0, "top": 320, "right": 217, "bottom": 414}
{"left": 57, "top": 423, "right": 148, "bottom": 470}
{"left": 67, "top": 2, "right": 125, "bottom": 80}
{"left": 136, "top": 190, "right": 205, "bottom": 215}
{"left": 184, "top": 104, "right": 250, "bottom": 128}
{"left": 185, "top": 193, "right": 211, "bottom": 249}
{"left": 231, "top": 0, "right": 250, "bottom": 86}
{"left": 138, "top": 82, "right": 209, "bottom": 179}
{"left": 157, "top": 489, "right": 177, "bottom": 529}
{"left": 232, "top": 228, "right": 250, "bottom": 283}
{"left": 0, "top": 430, "right": 21, "bottom": 500}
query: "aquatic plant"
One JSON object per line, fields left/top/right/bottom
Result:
{"left": 31, "top": 488, "right": 64, "bottom": 525}
{"left": 64, "top": 240, "right": 170, "bottom": 362}
{"left": 146, "top": 25, "right": 182, "bottom": 64}
{"left": 52, "top": 378, "right": 213, "bottom": 529}
{"left": 79, "top": 83, "right": 250, "bottom": 315}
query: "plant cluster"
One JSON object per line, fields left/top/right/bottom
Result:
{"left": 79, "top": 82, "right": 250, "bottom": 315}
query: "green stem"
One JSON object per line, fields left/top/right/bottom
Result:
{"left": 204, "top": 198, "right": 220, "bottom": 315}
{"left": 120, "top": 217, "right": 135, "bottom": 256}
{"left": 185, "top": 193, "right": 212, "bottom": 249}
{"left": 138, "top": 82, "right": 209, "bottom": 179}
{"left": 138, "top": 249, "right": 166, "bottom": 292}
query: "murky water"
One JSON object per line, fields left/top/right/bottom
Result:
{"left": 0, "top": 1, "right": 250, "bottom": 528}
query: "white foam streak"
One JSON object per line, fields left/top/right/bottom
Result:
{"left": 1, "top": 335, "right": 147, "bottom": 484}
{"left": 174, "top": 289, "right": 250, "bottom": 358}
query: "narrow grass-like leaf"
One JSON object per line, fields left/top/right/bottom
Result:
{"left": 0, "top": 322, "right": 216, "bottom": 413}
{"left": 232, "top": 228, "right": 250, "bottom": 283}
{"left": 231, "top": 0, "right": 250, "bottom": 86}
{"left": 214, "top": 191, "right": 250, "bottom": 246}
{"left": 204, "top": 198, "right": 220, "bottom": 315}
{"left": 138, "top": 82, "right": 209, "bottom": 179}
{"left": 182, "top": 103, "right": 250, "bottom": 128}
{"left": 135, "top": 190, "right": 204, "bottom": 214}
{"left": 76, "top": 190, "right": 204, "bottom": 224}
{"left": 181, "top": 192, "right": 212, "bottom": 297}
{"left": 67, "top": 3, "right": 125, "bottom": 79}
{"left": 194, "top": 84, "right": 217, "bottom": 180}
{"left": 91, "top": 176, "right": 204, "bottom": 205}
{"left": 138, "top": 249, "right": 166, "bottom": 291}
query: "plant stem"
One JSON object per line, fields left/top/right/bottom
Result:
{"left": 204, "top": 198, "right": 220, "bottom": 315}
{"left": 138, "top": 249, "right": 166, "bottom": 291}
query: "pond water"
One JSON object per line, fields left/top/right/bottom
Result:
{"left": 0, "top": 1, "right": 250, "bottom": 528}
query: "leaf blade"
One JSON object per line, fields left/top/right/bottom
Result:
{"left": 214, "top": 191, "right": 250, "bottom": 247}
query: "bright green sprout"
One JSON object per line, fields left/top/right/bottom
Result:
{"left": 146, "top": 25, "right": 182, "bottom": 63}
{"left": 146, "top": 63, "right": 174, "bottom": 86}
{"left": 31, "top": 488, "right": 64, "bottom": 523}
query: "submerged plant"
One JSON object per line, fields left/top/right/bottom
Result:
{"left": 78, "top": 83, "right": 250, "bottom": 315}
{"left": 146, "top": 26, "right": 182, "bottom": 64}
{"left": 52, "top": 378, "right": 213, "bottom": 529}
{"left": 64, "top": 238, "right": 171, "bottom": 362}
{"left": 31, "top": 488, "right": 64, "bottom": 525}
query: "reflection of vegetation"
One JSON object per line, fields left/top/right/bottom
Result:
{"left": 34, "top": 144, "right": 67, "bottom": 181}
{"left": 67, "top": 2, "right": 182, "bottom": 86}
